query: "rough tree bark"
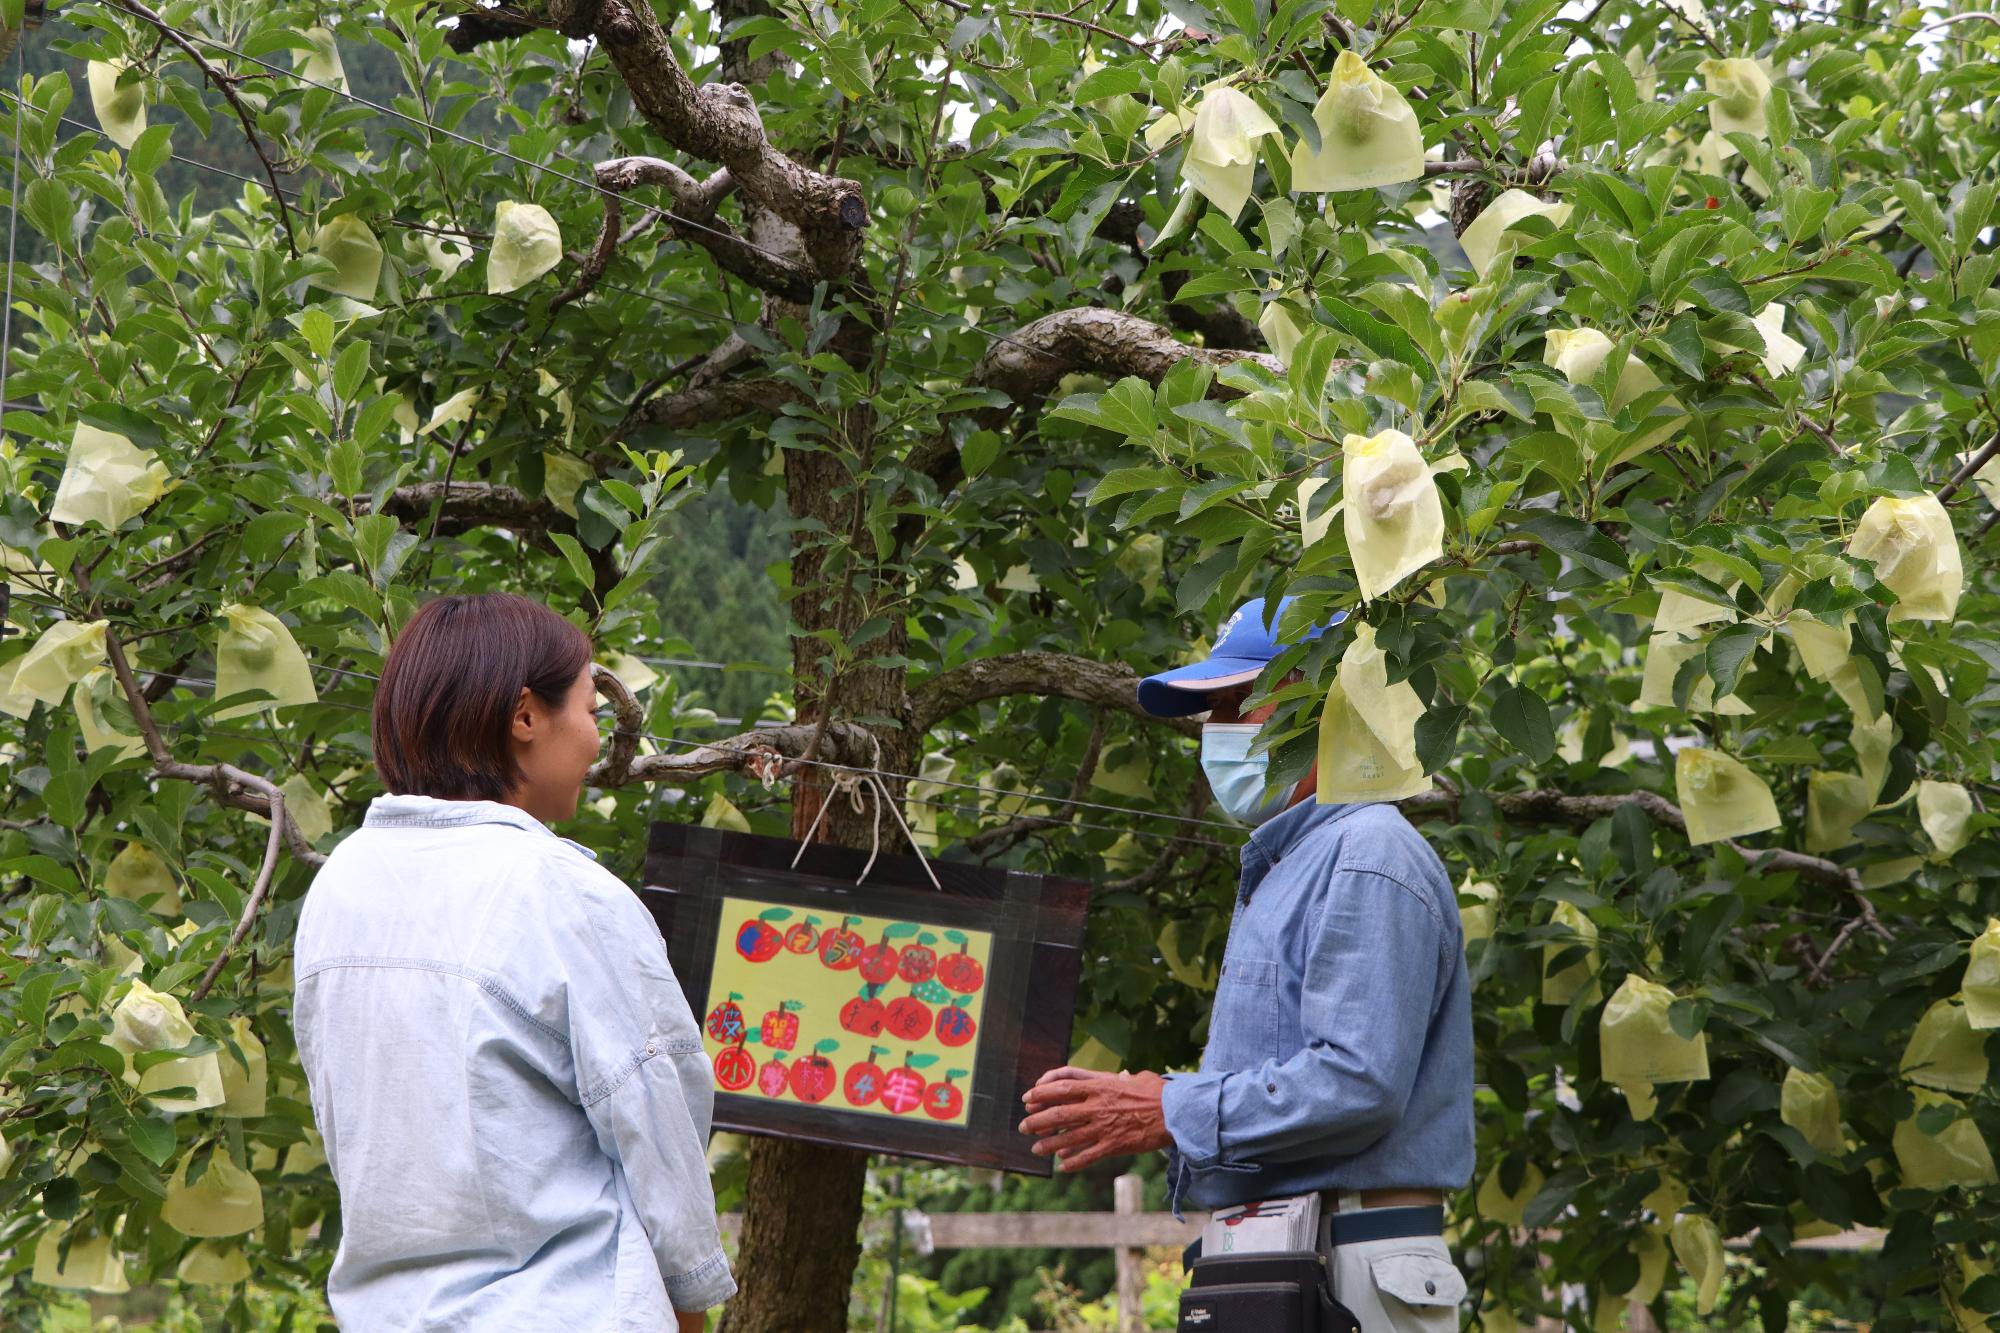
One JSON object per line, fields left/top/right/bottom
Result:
{"left": 714, "top": 439, "right": 915, "bottom": 1333}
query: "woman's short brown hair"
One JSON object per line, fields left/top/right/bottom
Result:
{"left": 372, "top": 593, "right": 594, "bottom": 801}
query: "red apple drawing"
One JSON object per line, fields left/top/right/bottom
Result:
{"left": 713, "top": 1044, "right": 756, "bottom": 1092}
{"left": 840, "top": 987, "right": 887, "bottom": 1038}
{"left": 789, "top": 1040, "right": 839, "bottom": 1104}
{"left": 880, "top": 1052, "right": 937, "bottom": 1116}
{"left": 897, "top": 933, "right": 938, "bottom": 984}
{"left": 736, "top": 907, "right": 793, "bottom": 963}
{"left": 938, "top": 931, "right": 984, "bottom": 994}
{"left": 859, "top": 922, "right": 922, "bottom": 986}
{"left": 843, "top": 1047, "right": 888, "bottom": 1107}
{"left": 757, "top": 1055, "right": 791, "bottom": 1098}
{"left": 783, "top": 915, "right": 823, "bottom": 955}
{"left": 819, "top": 917, "right": 866, "bottom": 971}
{"left": 884, "top": 994, "right": 933, "bottom": 1043}
{"left": 858, "top": 938, "right": 902, "bottom": 987}
{"left": 924, "top": 1069, "right": 968, "bottom": 1121}
{"left": 705, "top": 993, "right": 747, "bottom": 1044}
{"left": 760, "top": 1000, "right": 803, "bottom": 1051}
{"left": 936, "top": 996, "right": 977, "bottom": 1048}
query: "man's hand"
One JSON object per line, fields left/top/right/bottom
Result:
{"left": 1019, "top": 1068, "right": 1173, "bottom": 1173}
{"left": 676, "top": 1310, "right": 708, "bottom": 1333}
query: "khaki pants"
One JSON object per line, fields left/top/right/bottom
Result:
{"left": 1322, "top": 1195, "right": 1466, "bottom": 1333}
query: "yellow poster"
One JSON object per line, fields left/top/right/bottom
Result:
{"left": 702, "top": 898, "right": 992, "bottom": 1125}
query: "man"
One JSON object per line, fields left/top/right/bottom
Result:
{"left": 1020, "top": 595, "right": 1474, "bottom": 1331}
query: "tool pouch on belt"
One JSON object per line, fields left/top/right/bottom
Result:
{"left": 1176, "top": 1250, "right": 1362, "bottom": 1333}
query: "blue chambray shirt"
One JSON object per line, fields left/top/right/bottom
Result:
{"left": 293, "top": 795, "right": 736, "bottom": 1330}
{"left": 1161, "top": 800, "right": 1475, "bottom": 1213}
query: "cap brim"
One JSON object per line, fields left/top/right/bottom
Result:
{"left": 1136, "top": 658, "right": 1269, "bottom": 718}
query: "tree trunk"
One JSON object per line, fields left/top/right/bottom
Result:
{"left": 718, "top": 438, "right": 914, "bottom": 1333}
{"left": 720, "top": 1139, "right": 871, "bottom": 1332}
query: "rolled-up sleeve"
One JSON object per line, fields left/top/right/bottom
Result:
{"left": 563, "top": 874, "right": 737, "bottom": 1312}
{"left": 1162, "top": 865, "right": 1442, "bottom": 1169}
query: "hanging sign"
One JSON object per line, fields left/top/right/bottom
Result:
{"left": 641, "top": 824, "right": 1090, "bottom": 1174}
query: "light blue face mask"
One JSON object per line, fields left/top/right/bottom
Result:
{"left": 1200, "top": 724, "right": 1294, "bottom": 826}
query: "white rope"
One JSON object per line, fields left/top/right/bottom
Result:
{"left": 788, "top": 735, "right": 945, "bottom": 890}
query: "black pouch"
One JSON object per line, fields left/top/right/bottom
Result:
{"left": 1176, "top": 1250, "right": 1362, "bottom": 1333}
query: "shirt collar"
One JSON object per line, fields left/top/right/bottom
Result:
{"left": 363, "top": 794, "right": 555, "bottom": 838}
{"left": 1244, "top": 798, "right": 1358, "bottom": 868}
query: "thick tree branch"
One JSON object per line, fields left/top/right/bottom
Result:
{"left": 589, "top": 663, "right": 641, "bottom": 787}
{"left": 98, "top": 623, "right": 326, "bottom": 868}
{"left": 972, "top": 307, "right": 1283, "bottom": 406}
{"left": 444, "top": 5, "right": 545, "bottom": 50}
{"left": 592, "top": 0, "right": 866, "bottom": 277}
{"left": 909, "top": 650, "right": 1200, "bottom": 736}
{"left": 1095, "top": 203, "right": 1265, "bottom": 350}
{"left": 1399, "top": 785, "right": 1892, "bottom": 977}
{"left": 901, "top": 307, "right": 1299, "bottom": 518}
{"left": 95, "top": 616, "right": 317, "bottom": 998}
{"left": 363, "top": 481, "right": 568, "bottom": 535}
{"left": 576, "top": 156, "right": 813, "bottom": 302}
{"left": 1161, "top": 269, "right": 1263, "bottom": 351}
{"left": 594, "top": 721, "right": 879, "bottom": 788}
{"left": 1425, "top": 157, "right": 1493, "bottom": 176}
{"left": 618, "top": 377, "right": 798, "bottom": 439}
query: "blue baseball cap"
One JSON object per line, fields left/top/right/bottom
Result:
{"left": 1137, "top": 596, "right": 1346, "bottom": 718}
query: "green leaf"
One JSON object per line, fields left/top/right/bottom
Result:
{"left": 960, "top": 430, "right": 1000, "bottom": 478}
{"left": 1648, "top": 313, "right": 1707, "bottom": 381}
{"left": 125, "top": 1113, "right": 177, "bottom": 1167}
{"left": 333, "top": 339, "right": 373, "bottom": 403}
{"left": 1490, "top": 684, "right": 1556, "bottom": 763}
{"left": 547, "top": 533, "right": 596, "bottom": 591}
{"left": 299, "top": 308, "right": 337, "bottom": 360}
{"left": 1089, "top": 467, "right": 1170, "bottom": 505}
{"left": 1414, "top": 703, "right": 1467, "bottom": 774}
{"left": 1074, "top": 65, "right": 1148, "bottom": 102}
{"left": 1704, "top": 624, "right": 1763, "bottom": 697}
{"left": 1515, "top": 514, "right": 1630, "bottom": 581}
{"left": 1686, "top": 269, "right": 1751, "bottom": 315}
{"left": 821, "top": 32, "right": 876, "bottom": 98}
{"left": 127, "top": 124, "right": 175, "bottom": 177}
{"left": 1611, "top": 803, "right": 1655, "bottom": 879}
{"left": 1319, "top": 295, "right": 1433, "bottom": 375}
{"left": 23, "top": 178, "right": 74, "bottom": 248}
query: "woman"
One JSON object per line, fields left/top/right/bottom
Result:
{"left": 293, "top": 593, "right": 733, "bottom": 1332}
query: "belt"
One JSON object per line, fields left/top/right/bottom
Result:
{"left": 1321, "top": 1204, "right": 1446, "bottom": 1248}
{"left": 1321, "top": 1187, "right": 1446, "bottom": 1212}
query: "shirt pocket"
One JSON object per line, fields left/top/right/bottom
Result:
{"left": 1367, "top": 1246, "right": 1466, "bottom": 1333}
{"left": 1210, "top": 956, "right": 1279, "bottom": 1067}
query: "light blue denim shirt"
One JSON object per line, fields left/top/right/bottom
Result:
{"left": 1161, "top": 800, "right": 1475, "bottom": 1213}
{"left": 293, "top": 795, "right": 735, "bottom": 1330}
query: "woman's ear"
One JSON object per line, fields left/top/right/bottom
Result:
{"left": 509, "top": 685, "right": 537, "bottom": 745}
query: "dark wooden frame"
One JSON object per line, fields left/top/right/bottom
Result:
{"left": 640, "top": 823, "right": 1091, "bottom": 1174}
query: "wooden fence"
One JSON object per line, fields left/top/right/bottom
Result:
{"left": 719, "top": 1177, "right": 1886, "bottom": 1333}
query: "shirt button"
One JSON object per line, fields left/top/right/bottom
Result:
{"left": 1425, "top": 1280, "right": 1437, "bottom": 1296}
{"left": 1266, "top": 1082, "right": 1277, "bottom": 1093}
{"left": 646, "top": 1042, "right": 658, "bottom": 1056}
